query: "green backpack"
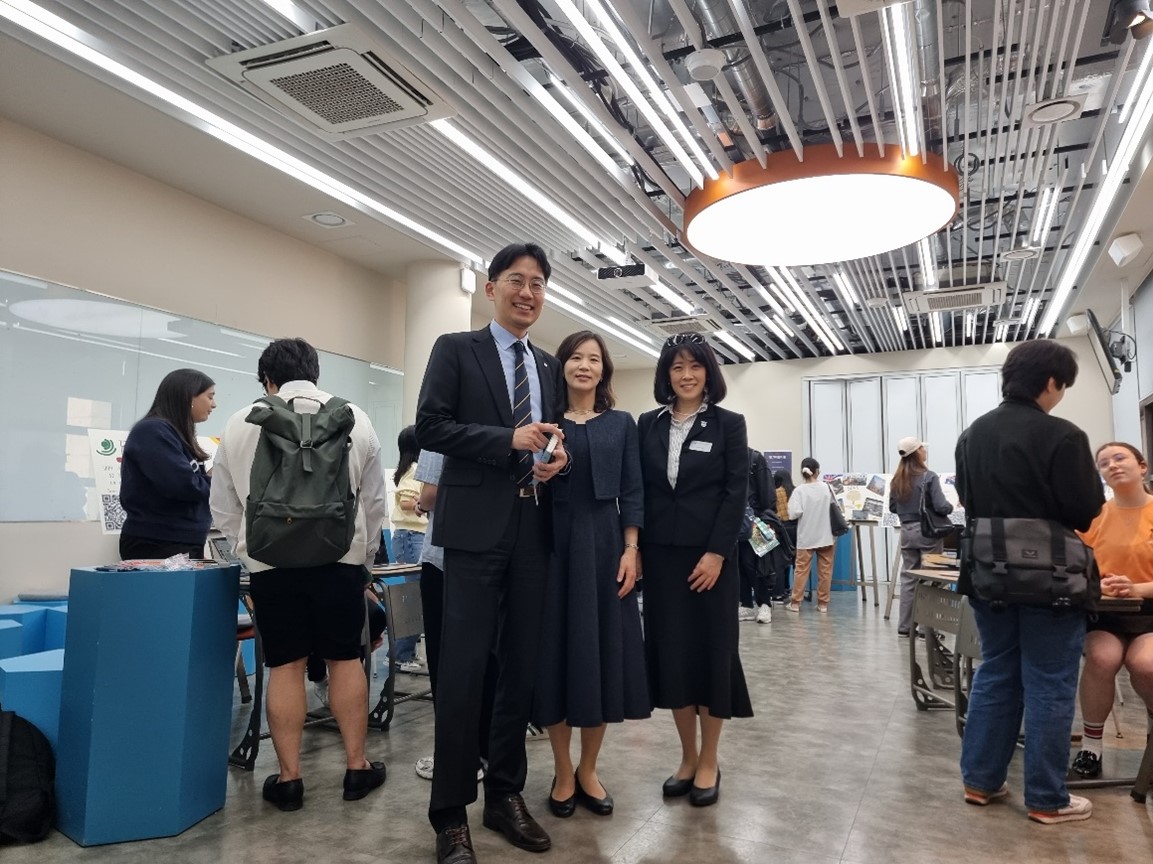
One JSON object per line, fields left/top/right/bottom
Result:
{"left": 244, "top": 394, "right": 358, "bottom": 568}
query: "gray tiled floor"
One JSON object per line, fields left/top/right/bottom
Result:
{"left": 14, "top": 590, "right": 1153, "bottom": 862}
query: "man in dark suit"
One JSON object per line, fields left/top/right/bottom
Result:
{"left": 416, "top": 243, "right": 569, "bottom": 864}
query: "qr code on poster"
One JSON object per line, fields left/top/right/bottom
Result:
{"left": 101, "top": 494, "right": 127, "bottom": 533}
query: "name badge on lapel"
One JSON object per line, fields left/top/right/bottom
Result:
{"left": 688, "top": 440, "right": 713, "bottom": 453}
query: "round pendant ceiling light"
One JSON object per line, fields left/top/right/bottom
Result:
{"left": 684, "top": 143, "right": 959, "bottom": 266}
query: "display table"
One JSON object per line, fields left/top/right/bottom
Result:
{"left": 55, "top": 564, "right": 239, "bottom": 846}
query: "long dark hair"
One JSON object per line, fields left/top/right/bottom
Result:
{"left": 143, "top": 368, "right": 214, "bottom": 461}
{"left": 773, "top": 469, "right": 795, "bottom": 498}
{"left": 891, "top": 447, "right": 928, "bottom": 502}
{"left": 393, "top": 425, "right": 419, "bottom": 485}
{"left": 555, "top": 330, "right": 616, "bottom": 412}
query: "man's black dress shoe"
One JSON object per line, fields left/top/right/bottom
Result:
{"left": 435, "top": 825, "right": 477, "bottom": 864}
{"left": 575, "top": 773, "right": 613, "bottom": 815}
{"left": 343, "top": 760, "right": 387, "bottom": 800}
{"left": 662, "top": 774, "right": 695, "bottom": 797}
{"left": 689, "top": 768, "right": 721, "bottom": 807}
{"left": 483, "top": 793, "right": 552, "bottom": 852}
{"left": 547, "top": 777, "right": 576, "bottom": 818}
{"left": 262, "top": 774, "right": 303, "bottom": 812}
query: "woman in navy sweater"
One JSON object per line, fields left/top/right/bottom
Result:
{"left": 119, "top": 368, "right": 216, "bottom": 559}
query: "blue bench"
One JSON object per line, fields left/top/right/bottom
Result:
{"left": 0, "top": 649, "right": 65, "bottom": 749}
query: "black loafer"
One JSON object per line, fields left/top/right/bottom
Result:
{"left": 662, "top": 774, "right": 695, "bottom": 797}
{"left": 436, "top": 824, "right": 477, "bottom": 864}
{"left": 547, "top": 776, "right": 576, "bottom": 818}
{"left": 575, "top": 773, "right": 613, "bottom": 815}
{"left": 262, "top": 774, "right": 304, "bottom": 812}
{"left": 483, "top": 793, "right": 551, "bottom": 852}
{"left": 343, "top": 760, "right": 386, "bottom": 800}
{"left": 689, "top": 768, "right": 721, "bottom": 807}
{"left": 1070, "top": 749, "right": 1102, "bottom": 779}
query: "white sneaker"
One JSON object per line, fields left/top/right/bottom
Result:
{"left": 1028, "top": 794, "right": 1092, "bottom": 824}
{"left": 756, "top": 604, "right": 772, "bottom": 624}
{"left": 414, "top": 755, "right": 434, "bottom": 780}
{"left": 398, "top": 659, "right": 423, "bottom": 673}
{"left": 738, "top": 606, "right": 756, "bottom": 622}
{"left": 312, "top": 678, "right": 329, "bottom": 707}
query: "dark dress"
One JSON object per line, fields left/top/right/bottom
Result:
{"left": 533, "top": 416, "right": 650, "bottom": 727}
{"left": 637, "top": 405, "right": 753, "bottom": 719}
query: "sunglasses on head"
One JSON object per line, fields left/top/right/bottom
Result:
{"left": 663, "top": 332, "right": 706, "bottom": 348}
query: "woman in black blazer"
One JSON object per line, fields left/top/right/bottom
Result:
{"left": 636, "top": 333, "right": 752, "bottom": 807}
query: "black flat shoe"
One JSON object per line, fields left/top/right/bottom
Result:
{"left": 1070, "top": 749, "right": 1102, "bottom": 779}
{"left": 575, "top": 773, "right": 613, "bottom": 815}
{"left": 343, "top": 760, "right": 386, "bottom": 800}
{"left": 662, "top": 774, "right": 695, "bottom": 797}
{"left": 689, "top": 769, "right": 721, "bottom": 807}
{"left": 262, "top": 774, "right": 304, "bottom": 811}
{"left": 547, "top": 776, "right": 576, "bottom": 818}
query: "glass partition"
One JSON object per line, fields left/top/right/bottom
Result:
{"left": 0, "top": 269, "right": 402, "bottom": 522}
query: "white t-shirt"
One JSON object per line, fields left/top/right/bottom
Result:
{"left": 787, "top": 481, "right": 836, "bottom": 550}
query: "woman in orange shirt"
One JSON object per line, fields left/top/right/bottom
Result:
{"left": 1071, "top": 441, "right": 1153, "bottom": 778}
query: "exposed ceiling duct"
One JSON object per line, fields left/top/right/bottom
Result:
{"left": 692, "top": 0, "right": 776, "bottom": 131}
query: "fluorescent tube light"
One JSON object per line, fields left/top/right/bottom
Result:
{"left": 713, "top": 329, "right": 756, "bottom": 361}
{"left": 831, "top": 270, "right": 860, "bottom": 306}
{"left": 880, "top": 2, "right": 922, "bottom": 159}
{"left": 552, "top": 0, "right": 705, "bottom": 187}
{"left": 1023, "top": 297, "right": 1041, "bottom": 329}
{"left": 1038, "top": 51, "right": 1153, "bottom": 334}
{"left": 256, "top": 0, "right": 316, "bottom": 32}
{"left": 892, "top": 307, "right": 909, "bottom": 332}
{"left": 548, "top": 295, "right": 660, "bottom": 358}
{"left": 1120, "top": 40, "right": 1153, "bottom": 124}
{"left": 928, "top": 312, "right": 944, "bottom": 344}
{"left": 1030, "top": 187, "right": 1058, "bottom": 245}
{"left": 546, "top": 282, "right": 585, "bottom": 305}
{"left": 964, "top": 311, "right": 976, "bottom": 340}
{"left": 0, "top": 0, "right": 486, "bottom": 267}
{"left": 548, "top": 74, "right": 633, "bottom": 164}
{"left": 530, "top": 83, "right": 621, "bottom": 174}
{"left": 579, "top": 0, "right": 717, "bottom": 181}
{"left": 607, "top": 316, "right": 655, "bottom": 344}
{"left": 994, "top": 322, "right": 1009, "bottom": 341}
{"left": 766, "top": 266, "right": 845, "bottom": 353}
{"left": 754, "top": 312, "right": 791, "bottom": 343}
{"left": 650, "top": 282, "right": 697, "bottom": 315}
{"left": 918, "top": 238, "right": 938, "bottom": 288}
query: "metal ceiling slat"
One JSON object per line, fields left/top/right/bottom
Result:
{"left": 783, "top": 0, "right": 843, "bottom": 156}
{"left": 842, "top": 260, "right": 884, "bottom": 352}
{"left": 973, "top": 0, "right": 1003, "bottom": 278}
{"left": 833, "top": 263, "right": 879, "bottom": 353}
{"left": 728, "top": 265, "right": 819, "bottom": 357}
{"left": 960, "top": 0, "right": 974, "bottom": 287}
{"left": 849, "top": 15, "right": 884, "bottom": 157}
{"left": 892, "top": 249, "right": 926, "bottom": 351}
{"left": 813, "top": 0, "right": 864, "bottom": 157}
{"left": 985, "top": 0, "right": 1025, "bottom": 277}
{"left": 721, "top": 0, "right": 804, "bottom": 158}
{"left": 871, "top": 254, "right": 906, "bottom": 353}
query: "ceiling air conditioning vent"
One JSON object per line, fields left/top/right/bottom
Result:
{"left": 905, "top": 282, "right": 1006, "bottom": 314}
{"left": 206, "top": 24, "right": 453, "bottom": 138}
{"left": 651, "top": 315, "right": 725, "bottom": 337}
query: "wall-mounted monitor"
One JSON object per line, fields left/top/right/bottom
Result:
{"left": 1086, "top": 308, "right": 1122, "bottom": 395}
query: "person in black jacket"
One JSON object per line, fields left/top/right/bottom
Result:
{"left": 119, "top": 368, "right": 215, "bottom": 559}
{"left": 955, "top": 339, "right": 1104, "bottom": 824}
{"left": 738, "top": 447, "right": 776, "bottom": 623}
{"left": 637, "top": 333, "right": 752, "bottom": 809}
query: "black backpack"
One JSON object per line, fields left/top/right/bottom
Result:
{"left": 244, "top": 394, "right": 359, "bottom": 568}
{"left": 0, "top": 708, "right": 55, "bottom": 844}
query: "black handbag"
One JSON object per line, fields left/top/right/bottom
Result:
{"left": 961, "top": 517, "right": 1099, "bottom": 610}
{"left": 919, "top": 480, "right": 955, "bottom": 539}
{"left": 827, "top": 484, "right": 850, "bottom": 537}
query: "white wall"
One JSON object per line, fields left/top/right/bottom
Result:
{"left": 614, "top": 336, "right": 1116, "bottom": 463}
{"left": 0, "top": 118, "right": 407, "bottom": 599}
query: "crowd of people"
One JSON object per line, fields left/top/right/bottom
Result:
{"left": 113, "top": 245, "right": 1153, "bottom": 860}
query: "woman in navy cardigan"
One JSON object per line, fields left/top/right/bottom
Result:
{"left": 533, "top": 330, "right": 649, "bottom": 818}
{"left": 636, "top": 333, "right": 752, "bottom": 808}
{"left": 119, "top": 368, "right": 216, "bottom": 559}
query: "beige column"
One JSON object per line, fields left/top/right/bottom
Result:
{"left": 402, "top": 261, "right": 476, "bottom": 423}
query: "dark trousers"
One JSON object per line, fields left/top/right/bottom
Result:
{"left": 119, "top": 534, "right": 204, "bottom": 560}
{"left": 429, "top": 498, "right": 549, "bottom": 830}
{"left": 420, "top": 561, "right": 497, "bottom": 761}
{"left": 738, "top": 542, "right": 774, "bottom": 607}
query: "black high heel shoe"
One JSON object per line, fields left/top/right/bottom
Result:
{"left": 662, "top": 774, "right": 695, "bottom": 798}
{"left": 689, "top": 768, "right": 721, "bottom": 807}
{"left": 547, "top": 776, "right": 576, "bottom": 818}
{"left": 575, "top": 773, "right": 613, "bottom": 815}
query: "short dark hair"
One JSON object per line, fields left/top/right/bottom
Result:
{"left": 488, "top": 243, "right": 551, "bottom": 283}
{"left": 143, "top": 368, "right": 215, "bottom": 461}
{"left": 800, "top": 456, "right": 821, "bottom": 478}
{"left": 653, "top": 335, "right": 727, "bottom": 405}
{"left": 555, "top": 330, "right": 616, "bottom": 411}
{"left": 258, "top": 338, "right": 320, "bottom": 388}
{"left": 1001, "top": 339, "right": 1078, "bottom": 401}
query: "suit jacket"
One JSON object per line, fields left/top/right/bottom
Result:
{"left": 636, "top": 404, "right": 748, "bottom": 557}
{"left": 415, "top": 326, "right": 566, "bottom": 552}
{"left": 551, "top": 410, "right": 643, "bottom": 528}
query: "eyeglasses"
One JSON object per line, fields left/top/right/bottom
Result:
{"left": 663, "top": 332, "right": 706, "bottom": 348}
{"left": 499, "top": 274, "right": 547, "bottom": 294}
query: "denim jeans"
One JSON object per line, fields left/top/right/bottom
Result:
{"left": 390, "top": 529, "right": 424, "bottom": 662}
{"left": 959, "top": 598, "right": 1086, "bottom": 811}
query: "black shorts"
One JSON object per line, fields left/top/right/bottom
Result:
{"left": 249, "top": 562, "right": 368, "bottom": 667}
{"left": 1089, "top": 601, "right": 1153, "bottom": 638}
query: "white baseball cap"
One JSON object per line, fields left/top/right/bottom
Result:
{"left": 897, "top": 436, "right": 926, "bottom": 457}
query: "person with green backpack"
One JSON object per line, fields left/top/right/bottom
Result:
{"left": 210, "top": 338, "right": 388, "bottom": 813}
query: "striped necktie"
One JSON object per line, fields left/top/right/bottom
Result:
{"left": 512, "top": 341, "right": 534, "bottom": 487}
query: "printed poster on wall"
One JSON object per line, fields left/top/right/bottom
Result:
{"left": 763, "top": 450, "right": 793, "bottom": 477}
{"left": 88, "top": 429, "right": 130, "bottom": 534}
